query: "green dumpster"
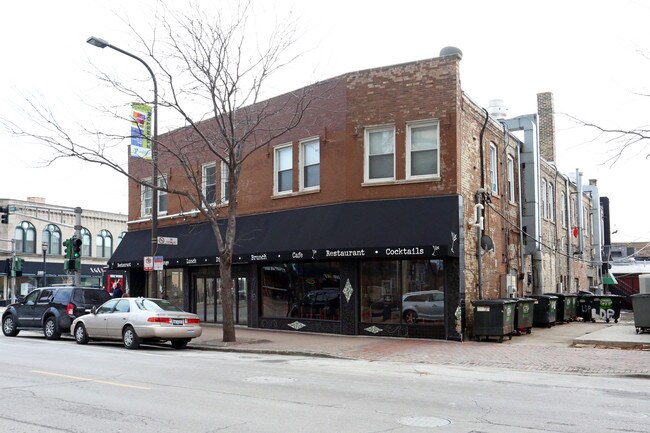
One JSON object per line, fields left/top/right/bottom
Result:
{"left": 631, "top": 294, "right": 650, "bottom": 334}
{"left": 544, "top": 293, "right": 577, "bottom": 323}
{"left": 513, "top": 297, "right": 535, "bottom": 335}
{"left": 528, "top": 294, "right": 557, "bottom": 327}
{"left": 472, "top": 299, "right": 516, "bottom": 342}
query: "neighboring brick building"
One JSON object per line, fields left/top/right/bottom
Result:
{"left": 110, "top": 49, "right": 600, "bottom": 340}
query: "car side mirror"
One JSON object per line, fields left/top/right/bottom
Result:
{"left": 91, "top": 306, "right": 98, "bottom": 315}
{"left": 17, "top": 296, "right": 25, "bottom": 303}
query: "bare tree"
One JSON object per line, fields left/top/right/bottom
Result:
{"left": 3, "top": 1, "right": 321, "bottom": 342}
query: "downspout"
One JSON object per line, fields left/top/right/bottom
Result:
{"left": 477, "top": 109, "right": 490, "bottom": 300}
{"left": 565, "top": 177, "right": 573, "bottom": 290}
{"left": 517, "top": 141, "right": 525, "bottom": 294}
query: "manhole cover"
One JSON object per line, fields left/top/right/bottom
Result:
{"left": 398, "top": 416, "right": 452, "bottom": 428}
{"left": 244, "top": 376, "right": 296, "bottom": 384}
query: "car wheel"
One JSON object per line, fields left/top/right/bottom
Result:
{"left": 2, "top": 315, "right": 20, "bottom": 337}
{"left": 171, "top": 339, "right": 190, "bottom": 350}
{"left": 43, "top": 317, "right": 61, "bottom": 340}
{"left": 123, "top": 325, "right": 140, "bottom": 350}
{"left": 403, "top": 310, "right": 418, "bottom": 324}
{"left": 74, "top": 323, "right": 90, "bottom": 345}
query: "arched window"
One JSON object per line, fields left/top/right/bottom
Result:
{"left": 96, "top": 229, "right": 113, "bottom": 258}
{"left": 116, "top": 231, "right": 127, "bottom": 248}
{"left": 80, "top": 228, "right": 92, "bottom": 257}
{"left": 42, "top": 224, "right": 62, "bottom": 255}
{"left": 15, "top": 221, "right": 36, "bottom": 253}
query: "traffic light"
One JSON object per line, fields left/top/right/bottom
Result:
{"left": 14, "top": 257, "right": 22, "bottom": 277}
{"left": 63, "top": 238, "right": 74, "bottom": 271}
{"left": 0, "top": 206, "right": 8, "bottom": 224}
{"left": 72, "top": 238, "right": 82, "bottom": 271}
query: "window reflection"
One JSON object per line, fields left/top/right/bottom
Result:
{"left": 261, "top": 262, "right": 340, "bottom": 320}
{"left": 361, "top": 259, "right": 445, "bottom": 325}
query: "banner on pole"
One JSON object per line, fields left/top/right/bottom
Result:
{"left": 130, "top": 102, "right": 152, "bottom": 160}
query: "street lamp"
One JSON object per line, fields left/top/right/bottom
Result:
{"left": 41, "top": 240, "right": 48, "bottom": 288}
{"left": 87, "top": 36, "right": 159, "bottom": 296}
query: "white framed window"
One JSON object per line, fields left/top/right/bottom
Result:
{"left": 95, "top": 229, "right": 113, "bottom": 258}
{"left": 202, "top": 162, "right": 217, "bottom": 205}
{"left": 541, "top": 179, "right": 548, "bottom": 219}
{"left": 548, "top": 183, "right": 555, "bottom": 222}
{"left": 561, "top": 192, "right": 567, "bottom": 228}
{"left": 220, "top": 160, "right": 229, "bottom": 203}
{"left": 364, "top": 125, "right": 395, "bottom": 182}
{"left": 406, "top": 120, "right": 439, "bottom": 179}
{"left": 489, "top": 142, "right": 498, "bottom": 194}
{"left": 506, "top": 155, "right": 515, "bottom": 202}
{"left": 141, "top": 176, "right": 168, "bottom": 217}
{"left": 274, "top": 143, "right": 293, "bottom": 195}
{"left": 300, "top": 137, "right": 320, "bottom": 191}
{"left": 80, "top": 227, "right": 92, "bottom": 257}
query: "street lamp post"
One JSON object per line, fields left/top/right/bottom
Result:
{"left": 86, "top": 36, "right": 159, "bottom": 297}
{"left": 41, "top": 241, "right": 48, "bottom": 288}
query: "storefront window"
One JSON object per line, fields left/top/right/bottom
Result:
{"left": 261, "top": 261, "right": 340, "bottom": 320}
{"left": 361, "top": 259, "right": 445, "bottom": 325}
{"left": 163, "top": 269, "right": 184, "bottom": 308}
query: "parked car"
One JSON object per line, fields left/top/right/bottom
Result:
{"left": 2, "top": 286, "right": 111, "bottom": 340}
{"left": 71, "top": 297, "right": 202, "bottom": 350}
{"left": 402, "top": 290, "right": 445, "bottom": 324}
{"left": 288, "top": 288, "right": 340, "bottom": 320}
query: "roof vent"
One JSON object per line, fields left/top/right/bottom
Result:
{"left": 488, "top": 99, "right": 508, "bottom": 119}
{"left": 439, "top": 46, "right": 463, "bottom": 59}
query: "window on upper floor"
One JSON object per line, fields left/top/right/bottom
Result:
{"left": 489, "top": 142, "right": 498, "bottom": 195}
{"left": 506, "top": 155, "right": 515, "bottom": 202}
{"left": 141, "top": 176, "right": 168, "bottom": 217}
{"left": 300, "top": 137, "right": 320, "bottom": 191}
{"left": 406, "top": 120, "right": 439, "bottom": 179}
{"left": 15, "top": 221, "right": 36, "bottom": 253}
{"left": 274, "top": 143, "right": 293, "bottom": 195}
{"left": 202, "top": 162, "right": 217, "bottom": 205}
{"left": 96, "top": 229, "right": 113, "bottom": 258}
{"left": 548, "top": 183, "right": 555, "bottom": 222}
{"left": 541, "top": 179, "right": 548, "bottom": 219}
{"left": 42, "top": 224, "right": 61, "bottom": 255}
{"left": 561, "top": 192, "right": 567, "bottom": 228}
{"left": 80, "top": 227, "right": 92, "bottom": 257}
{"left": 220, "top": 160, "right": 230, "bottom": 203}
{"left": 364, "top": 126, "right": 395, "bottom": 182}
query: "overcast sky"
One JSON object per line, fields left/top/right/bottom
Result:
{"left": 1, "top": 0, "right": 648, "bottom": 243}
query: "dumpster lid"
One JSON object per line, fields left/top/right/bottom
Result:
{"left": 472, "top": 299, "right": 517, "bottom": 306}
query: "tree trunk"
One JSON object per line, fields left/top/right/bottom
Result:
{"left": 220, "top": 253, "right": 236, "bottom": 342}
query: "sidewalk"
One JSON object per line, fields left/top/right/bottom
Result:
{"left": 190, "top": 311, "right": 650, "bottom": 375}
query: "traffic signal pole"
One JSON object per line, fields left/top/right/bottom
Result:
{"left": 74, "top": 207, "right": 82, "bottom": 286}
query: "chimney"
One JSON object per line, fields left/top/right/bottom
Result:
{"left": 537, "top": 92, "right": 556, "bottom": 162}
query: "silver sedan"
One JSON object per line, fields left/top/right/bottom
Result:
{"left": 70, "top": 297, "right": 202, "bottom": 349}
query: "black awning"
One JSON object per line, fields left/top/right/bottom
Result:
{"left": 109, "top": 195, "right": 461, "bottom": 268}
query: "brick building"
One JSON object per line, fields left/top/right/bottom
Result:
{"left": 110, "top": 48, "right": 600, "bottom": 340}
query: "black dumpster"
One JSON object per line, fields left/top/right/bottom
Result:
{"left": 513, "top": 297, "right": 535, "bottom": 335}
{"left": 528, "top": 294, "right": 558, "bottom": 327}
{"left": 577, "top": 291, "right": 594, "bottom": 322}
{"left": 591, "top": 294, "right": 624, "bottom": 323}
{"left": 472, "top": 299, "right": 516, "bottom": 342}
{"left": 631, "top": 294, "right": 650, "bottom": 334}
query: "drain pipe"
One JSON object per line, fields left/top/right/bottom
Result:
{"left": 476, "top": 109, "right": 489, "bottom": 300}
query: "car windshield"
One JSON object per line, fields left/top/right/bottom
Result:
{"left": 136, "top": 298, "right": 183, "bottom": 312}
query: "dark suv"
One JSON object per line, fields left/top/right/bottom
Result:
{"left": 2, "top": 286, "right": 111, "bottom": 340}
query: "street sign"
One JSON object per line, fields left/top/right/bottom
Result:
{"left": 157, "top": 236, "right": 178, "bottom": 245}
{"left": 153, "top": 256, "right": 164, "bottom": 271}
{"left": 8, "top": 205, "right": 16, "bottom": 213}
{"left": 144, "top": 256, "right": 153, "bottom": 271}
